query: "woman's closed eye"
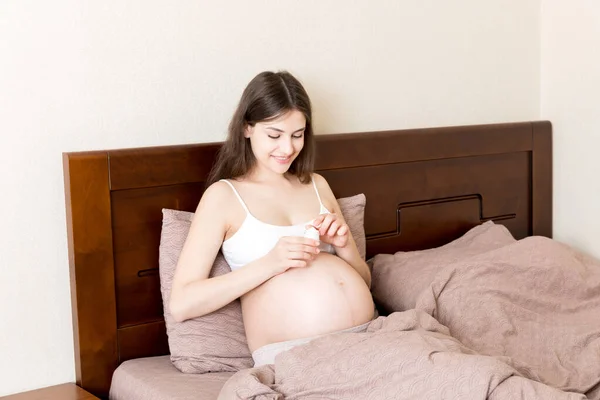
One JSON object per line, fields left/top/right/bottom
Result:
{"left": 268, "top": 134, "right": 304, "bottom": 139}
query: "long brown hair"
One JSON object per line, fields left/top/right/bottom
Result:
{"left": 206, "top": 71, "right": 315, "bottom": 187}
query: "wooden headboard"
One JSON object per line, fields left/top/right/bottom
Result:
{"left": 63, "top": 121, "right": 552, "bottom": 398}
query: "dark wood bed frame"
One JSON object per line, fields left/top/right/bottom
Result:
{"left": 63, "top": 120, "right": 552, "bottom": 398}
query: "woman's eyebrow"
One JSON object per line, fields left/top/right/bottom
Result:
{"left": 265, "top": 127, "right": 305, "bottom": 133}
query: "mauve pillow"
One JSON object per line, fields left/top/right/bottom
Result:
{"left": 159, "top": 193, "right": 367, "bottom": 374}
{"left": 337, "top": 193, "right": 367, "bottom": 260}
{"left": 370, "top": 221, "right": 516, "bottom": 314}
{"left": 159, "top": 208, "right": 252, "bottom": 373}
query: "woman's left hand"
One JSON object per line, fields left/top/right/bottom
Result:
{"left": 308, "top": 213, "right": 349, "bottom": 248}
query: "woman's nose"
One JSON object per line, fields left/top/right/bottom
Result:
{"left": 279, "top": 138, "right": 293, "bottom": 154}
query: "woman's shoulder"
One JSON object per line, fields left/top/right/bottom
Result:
{"left": 310, "top": 173, "right": 332, "bottom": 191}
{"left": 310, "top": 173, "right": 338, "bottom": 207}
{"left": 199, "top": 180, "right": 237, "bottom": 210}
{"left": 204, "top": 179, "right": 232, "bottom": 196}
{"left": 194, "top": 179, "right": 247, "bottom": 229}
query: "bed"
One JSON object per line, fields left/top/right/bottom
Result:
{"left": 62, "top": 120, "right": 590, "bottom": 399}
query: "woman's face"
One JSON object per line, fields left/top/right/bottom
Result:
{"left": 245, "top": 109, "right": 306, "bottom": 176}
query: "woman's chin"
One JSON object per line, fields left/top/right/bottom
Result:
{"left": 270, "top": 162, "right": 292, "bottom": 173}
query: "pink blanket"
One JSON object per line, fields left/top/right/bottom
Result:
{"left": 218, "top": 311, "right": 584, "bottom": 399}
{"left": 415, "top": 236, "right": 600, "bottom": 399}
{"left": 218, "top": 237, "right": 599, "bottom": 399}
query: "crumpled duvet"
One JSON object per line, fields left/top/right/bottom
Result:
{"left": 218, "top": 311, "right": 584, "bottom": 399}
{"left": 415, "top": 236, "right": 600, "bottom": 399}
{"left": 218, "top": 237, "right": 600, "bottom": 399}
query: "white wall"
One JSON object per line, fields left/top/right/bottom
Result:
{"left": 0, "top": 0, "right": 540, "bottom": 395}
{"left": 541, "top": 1, "right": 600, "bottom": 258}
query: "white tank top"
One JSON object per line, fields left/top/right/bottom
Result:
{"left": 220, "top": 177, "right": 335, "bottom": 270}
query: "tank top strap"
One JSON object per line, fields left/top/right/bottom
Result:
{"left": 219, "top": 179, "right": 250, "bottom": 214}
{"left": 311, "top": 175, "right": 328, "bottom": 213}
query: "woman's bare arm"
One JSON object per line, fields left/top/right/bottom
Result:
{"left": 169, "top": 182, "right": 274, "bottom": 322}
{"left": 313, "top": 174, "right": 372, "bottom": 287}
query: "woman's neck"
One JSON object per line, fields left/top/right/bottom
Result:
{"left": 245, "top": 167, "right": 294, "bottom": 186}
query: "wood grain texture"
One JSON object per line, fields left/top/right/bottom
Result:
{"left": 117, "top": 320, "right": 169, "bottom": 363}
{"left": 108, "top": 143, "right": 220, "bottom": 190}
{"left": 532, "top": 121, "right": 553, "bottom": 238}
{"left": 111, "top": 183, "right": 204, "bottom": 328}
{"left": 1, "top": 383, "right": 99, "bottom": 400}
{"left": 63, "top": 153, "right": 117, "bottom": 398}
{"left": 314, "top": 122, "right": 532, "bottom": 170}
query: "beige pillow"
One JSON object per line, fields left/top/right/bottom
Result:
{"left": 159, "top": 193, "right": 367, "bottom": 374}
{"left": 370, "top": 221, "right": 516, "bottom": 314}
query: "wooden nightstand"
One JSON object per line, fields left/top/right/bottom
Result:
{"left": 1, "top": 383, "right": 99, "bottom": 399}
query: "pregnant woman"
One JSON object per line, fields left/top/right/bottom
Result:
{"left": 169, "top": 70, "right": 375, "bottom": 366}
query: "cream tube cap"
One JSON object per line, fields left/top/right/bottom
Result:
{"left": 303, "top": 226, "right": 320, "bottom": 241}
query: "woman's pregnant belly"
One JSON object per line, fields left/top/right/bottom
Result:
{"left": 241, "top": 252, "right": 375, "bottom": 352}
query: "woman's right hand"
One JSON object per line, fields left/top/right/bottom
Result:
{"left": 265, "top": 236, "right": 321, "bottom": 275}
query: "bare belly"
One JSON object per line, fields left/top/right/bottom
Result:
{"left": 241, "top": 253, "right": 375, "bottom": 352}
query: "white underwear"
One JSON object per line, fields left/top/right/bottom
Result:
{"left": 251, "top": 320, "right": 372, "bottom": 367}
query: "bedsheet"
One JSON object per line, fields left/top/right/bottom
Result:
{"left": 109, "top": 355, "right": 234, "bottom": 400}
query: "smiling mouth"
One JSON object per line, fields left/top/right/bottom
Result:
{"left": 272, "top": 155, "right": 292, "bottom": 164}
